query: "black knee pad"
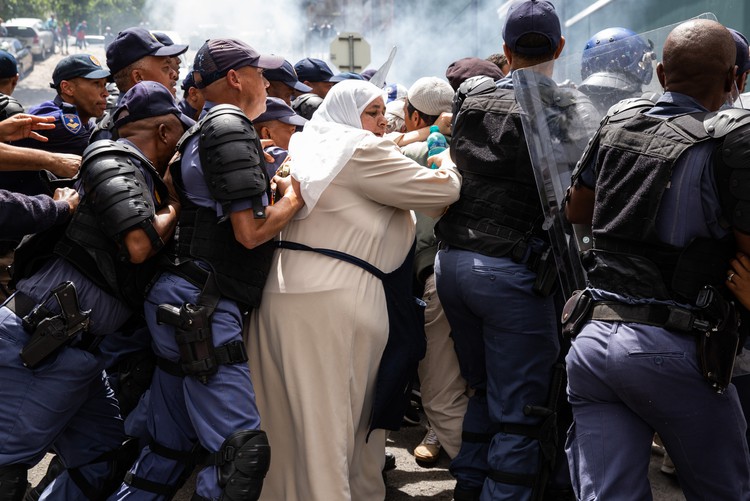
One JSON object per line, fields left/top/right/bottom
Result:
{"left": 0, "top": 464, "right": 29, "bottom": 501}
{"left": 216, "top": 429, "right": 270, "bottom": 501}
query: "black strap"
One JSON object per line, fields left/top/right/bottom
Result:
{"left": 488, "top": 469, "right": 536, "bottom": 487}
{"left": 3, "top": 290, "right": 49, "bottom": 323}
{"left": 277, "top": 241, "right": 386, "bottom": 281}
{"left": 156, "top": 340, "right": 248, "bottom": 378}
{"left": 123, "top": 471, "right": 174, "bottom": 496}
{"left": 590, "top": 301, "right": 701, "bottom": 332}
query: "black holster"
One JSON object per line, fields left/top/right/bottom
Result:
{"left": 157, "top": 302, "right": 217, "bottom": 384}
{"left": 693, "top": 286, "right": 739, "bottom": 394}
{"left": 560, "top": 290, "right": 593, "bottom": 339}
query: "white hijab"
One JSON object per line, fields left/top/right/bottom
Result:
{"left": 289, "top": 79, "right": 385, "bottom": 219}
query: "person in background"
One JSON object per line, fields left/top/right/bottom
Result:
{"left": 445, "top": 57, "right": 504, "bottom": 91}
{"left": 294, "top": 57, "right": 344, "bottom": 99}
{"left": 486, "top": 52, "right": 509, "bottom": 76}
{"left": 264, "top": 59, "right": 312, "bottom": 105}
{"left": 253, "top": 97, "right": 307, "bottom": 177}
{"left": 177, "top": 72, "right": 204, "bottom": 121}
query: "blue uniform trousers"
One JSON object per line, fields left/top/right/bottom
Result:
{"left": 112, "top": 272, "right": 261, "bottom": 500}
{"left": 565, "top": 320, "right": 750, "bottom": 500}
{"left": 0, "top": 306, "right": 125, "bottom": 499}
{"left": 435, "top": 247, "right": 560, "bottom": 501}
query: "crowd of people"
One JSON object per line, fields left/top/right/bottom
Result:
{"left": 0, "top": 1, "right": 750, "bottom": 500}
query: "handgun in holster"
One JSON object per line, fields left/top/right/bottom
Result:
{"left": 693, "top": 285, "right": 739, "bottom": 394}
{"left": 20, "top": 281, "right": 91, "bottom": 368}
{"left": 157, "top": 302, "right": 217, "bottom": 384}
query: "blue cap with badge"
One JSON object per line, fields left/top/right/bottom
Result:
{"left": 51, "top": 54, "right": 111, "bottom": 88}
{"left": 294, "top": 57, "right": 341, "bottom": 83}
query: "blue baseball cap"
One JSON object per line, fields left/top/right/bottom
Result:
{"left": 255, "top": 97, "right": 307, "bottom": 126}
{"left": 113, "top": 81, "right": 193, "bottom": 130}
{"left": 729, "top": 28, "right": 750, "bottom": 76}
{"left": 107, "top": 27, "right": 188, "bottom": 75}
{"left": 503, "top": 0, "right": 561, "bottom": 56}
{"left": 51, "top": 54, "right": 110, "bottom": 88}
{"left": 193, "top": 38, "right": 284, "bottom": 89}
{"left": 294, "top": 57, "right": 338, "bottom": 83}
{"left": 334, "top": 72, "right": 364, "bottom": 81}
{"left": 0, "top": 50, "right": 18, "bottom": 78}
{"left": 264, "top": 60, "right": 312, "bottom": 93}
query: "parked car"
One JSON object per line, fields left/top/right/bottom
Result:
{"left": 0, "top": 37, "right": 33, "bottom": 78}
{"left": 4, "top": 18, "right": 55, "bottom": 60}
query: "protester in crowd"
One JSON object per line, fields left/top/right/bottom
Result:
{"left": 565, "top": 19, "right": 750, "bottom": 499}
{"left": 434, "top": 1, "right": 577, "bottom": 499}
{"left": 114, "top": 38, "right": 302, "bottom": 501}
{"left": 246, "top": 79, "right": 461, "bottom": 501}
{"left": 486, "top": 52, "right": 510, "bottom": 75}
{"left": 0, "top": 80, "right": 184, "bottom": 501}
{"left": 265, "top": 59, "right": 312, "bottom": 105}
{"left": 398, "top": 76, "right": 470, "bottom": 466}
{"left": 445, "top": 57, "right": 504, "bottom": 91}
{"left": 385, "top": 97, "right": 406, "bottom": 133}
{"left": 253, "top": 97, "right": 307, "bottom": 177}
{"left": 294, "top": 57, "right": 343, "bottom": 98}
{"left": 60, "top": 20, "right": 70, "bottom": 55}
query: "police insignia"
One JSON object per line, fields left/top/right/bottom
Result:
{"left": 89, "top": 55, "right": 102, "bottom": 67}
{"left": 62, "top": 113, "right": 82, "bottom": 134}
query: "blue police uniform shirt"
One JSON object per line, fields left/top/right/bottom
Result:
{"left": 0, "top": 96, "right": 95, "bottom": 196}
{"left": 578, "top": 91, "right": 728, "bottom": 305}
{"left": 263, "top": 146, "right": 288, "bottom": 179}
{"left": 177, "top": 99, "right": 198, "bottom": 121}
{"left": 182, "top": 101, "right": 268, "bottom": 218}
{"left": 16, "top": 95, "right": 94, "bottom": 155}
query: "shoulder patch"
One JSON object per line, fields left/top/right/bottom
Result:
{"left": 62, "top": 113, "right": 83, "bottom": 134}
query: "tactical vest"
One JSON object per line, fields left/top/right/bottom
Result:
{"left": 167, "top": 106, "right": 275, "bottom": 309}
{"left": 13, "top": 141, "right": 169, "bottom": 310}
{"left": 584, "top": 104, "right": 735, "bottom": 303}
{"left": 436, "top": 86, "right": 545, "bottom": 257}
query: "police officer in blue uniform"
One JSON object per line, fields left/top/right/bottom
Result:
{"left": 564, "top": 19, "right": 750, "bottom": 500}
{"left": 90, "top": 27, "right": 188, "bottom": 143}
{"left": 3, "top": 54, "right": 109, "bottom": 198}
{"left": 434, "top": 2, "right": 580, "bottom": 500}
{"left": 113, "top": 38, "right": 303, "bottom": 501}
{"left": 0, "top": 81, "right": 188, "bottom": 501}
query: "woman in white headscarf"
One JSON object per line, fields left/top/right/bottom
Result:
{"left": 246, "top": 79, "right": 461, "bottom": 501}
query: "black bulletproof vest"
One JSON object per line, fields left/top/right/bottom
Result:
{"left": 13, "top": 146, "right": 168, "bottom": 310}
{"left": 436, "top": 87, "right": 544, "bottom": 257}
{"left": 585, "top": 109, "right": 734, "bottom": 302}
{"left": 167, "top": 126, "right": 274, "bottom": 310}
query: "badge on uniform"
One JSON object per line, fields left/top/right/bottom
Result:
{"left": 62, "top": 113, "right": 82, "bottom": 134}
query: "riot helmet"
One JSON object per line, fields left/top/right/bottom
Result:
{"left": 580, "top": 27, "right": 655, "bottom": 112}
